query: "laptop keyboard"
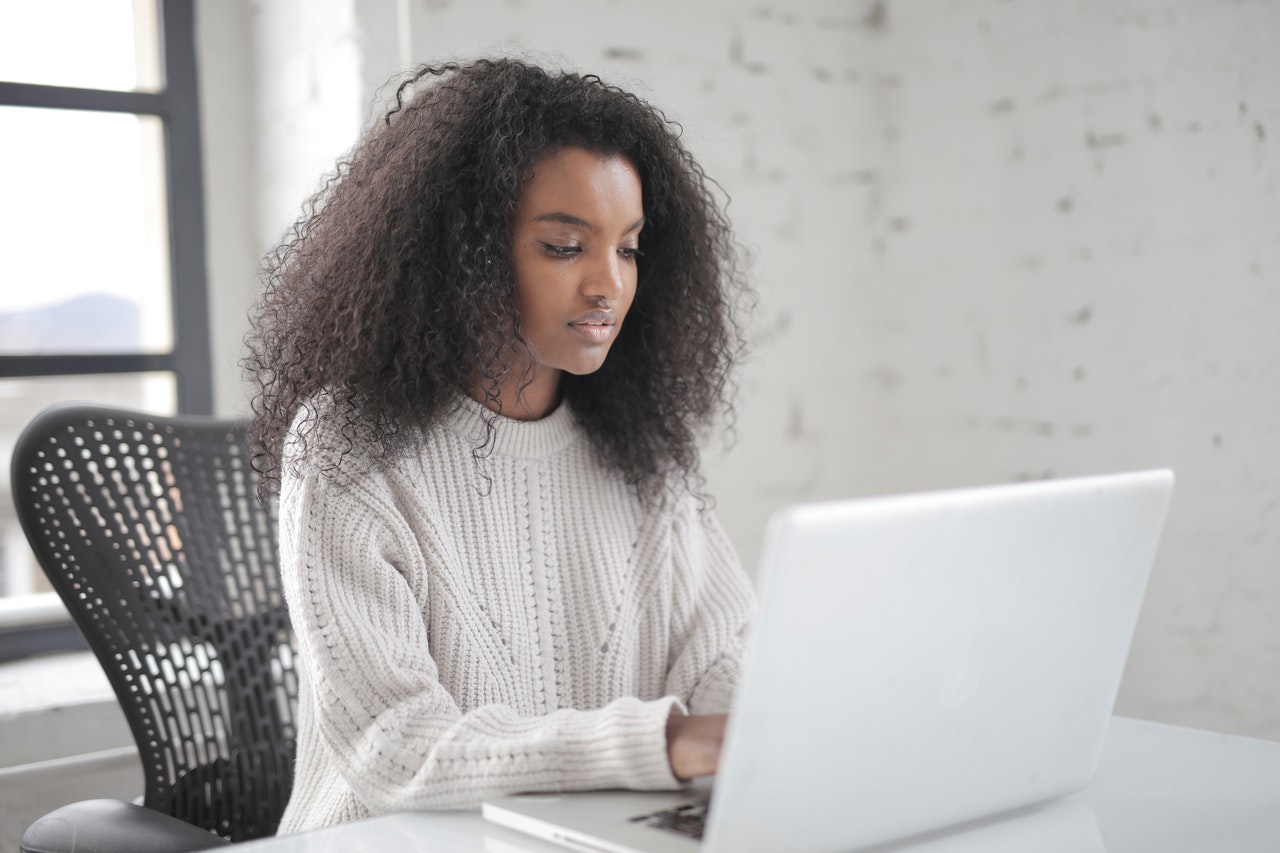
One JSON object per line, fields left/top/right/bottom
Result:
{"left": 628, "top": 800, "right": 709, "bottom": 841}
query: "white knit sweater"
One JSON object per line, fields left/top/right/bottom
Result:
{"left": 276, "top": 395, "right": 755, "bottom": 832}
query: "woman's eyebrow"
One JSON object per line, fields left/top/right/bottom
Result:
{"left": 533, "top": 212, "right": 646, "bottom": 234}
{"left": 534, "top": 212, "right": 594, "bottom": 229}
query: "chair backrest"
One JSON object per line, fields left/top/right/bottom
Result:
{"left": 10, "top": 403, "right": 297, "bottom": 842}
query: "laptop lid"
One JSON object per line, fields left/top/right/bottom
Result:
{"left": 703, "top": 469, "right": 1173, "bottom": 852}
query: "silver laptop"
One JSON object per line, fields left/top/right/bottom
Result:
{"left": 483, "top": 470, "right": 1174, "bottom": 853}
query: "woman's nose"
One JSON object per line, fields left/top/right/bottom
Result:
{"left": 581, "top": 250, "right": 625, "bottom": 300}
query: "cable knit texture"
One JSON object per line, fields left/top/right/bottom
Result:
{"left": 276, "top": 394, "right": 755, "bottom": 832}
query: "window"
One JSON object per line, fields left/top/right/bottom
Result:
{"left": 0, "top": 0, "right": 211, "bottom": 660}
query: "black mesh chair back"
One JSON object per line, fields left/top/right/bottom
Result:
{"left": 11, "top": 404, "right": 297, "bottom": 842}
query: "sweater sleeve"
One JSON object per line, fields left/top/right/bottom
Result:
{"left": 662, "top": 499, "right": 757, "bottom": 715}
{"left": 279, "top": 465, "right": 683, "bottom": 813}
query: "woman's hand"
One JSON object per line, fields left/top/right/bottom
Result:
{"left": 665, "top": 712, "right": 727, "bottom": 780}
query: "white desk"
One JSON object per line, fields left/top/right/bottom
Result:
{"left": 237, "top": 717, "right": 1280, "bottom": 852}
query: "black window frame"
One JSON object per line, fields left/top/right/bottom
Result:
{"left": 0, "top": 0, "right": 211, "bottom": 661}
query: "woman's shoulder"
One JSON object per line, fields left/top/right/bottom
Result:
{"left": 612, "top": 469, "right": 718, "bottom": 538}
{"left": 281, "top": 390, "right": 489, "bottom": 489}
{"left": 282, "top": 392, "right": 399, "bottom": 485}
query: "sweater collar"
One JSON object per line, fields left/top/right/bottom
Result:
{"left": 443, "top": 391, "right": 580, "bottom": 459}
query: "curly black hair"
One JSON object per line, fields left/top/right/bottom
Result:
{"left": 244, "top": 58, "right": 749, "bottom": 498}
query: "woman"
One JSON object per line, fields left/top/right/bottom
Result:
{"left": 245, "top": 58, "right": 755, "bottom": 832}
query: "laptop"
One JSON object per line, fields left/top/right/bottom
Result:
{"left": 483, "top": 470, "right": 1174, "bottom": 853}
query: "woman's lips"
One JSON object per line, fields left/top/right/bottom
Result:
{"left": 569, "top": 310, "right": 616, "bottom": 343}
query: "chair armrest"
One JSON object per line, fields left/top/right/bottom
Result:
{"left": 21, "top": 799, "right": 231, "bottom": 853}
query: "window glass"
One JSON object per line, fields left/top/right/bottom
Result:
{"left": 0, "top": 106, "right": 171, "bottom": 354}
{"left": 0, "top": 2, "right": 207, "bottom": 658}
{"left": 0, "top": 373, "right": 175, "bottom": 600}
{"left": 0, "top": 0, "right": 160, "bottom": 92}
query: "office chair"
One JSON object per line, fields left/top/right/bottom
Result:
{"left": 11, "top": 404, "right": 297, "bottom": 852}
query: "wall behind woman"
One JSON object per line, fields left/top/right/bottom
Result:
{"left": 197, "top": 0, "right": 1279, "bottom": 740}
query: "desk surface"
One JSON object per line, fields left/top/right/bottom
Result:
{"left": 239, "top": 717, "right": 1280, "bottom": 853}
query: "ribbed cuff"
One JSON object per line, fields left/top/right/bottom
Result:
{"left": 561, "top": 695, "right": 687, "bottom": 792}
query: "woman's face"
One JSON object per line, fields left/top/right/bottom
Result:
{"left": 504, "top": 146, "right": 644, "bottom": 418}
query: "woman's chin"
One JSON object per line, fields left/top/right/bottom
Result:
{"left": 559, "top": 352, "right": 613, "bottom": 377}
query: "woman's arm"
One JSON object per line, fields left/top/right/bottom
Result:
{"left": 280, "top": 466, "right": 684, "bottom": 812}
{"left": 662, "top": 499, "right": 757, "bottom": 719}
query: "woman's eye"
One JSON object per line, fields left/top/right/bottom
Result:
{"left": 619, "top": 247, "right": 642, "bottom": 262}
{"left": 540, "top": 242, "right": 580, "bottom": 258}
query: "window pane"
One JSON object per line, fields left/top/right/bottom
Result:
{"left": 0, "top": 373, "right": 175, "bottom": 599}
{"left": 0, "top": 106, "right": 171, "bottom": 354}
{"left": 0, "top": 0, "right": 160, "bottom": 92}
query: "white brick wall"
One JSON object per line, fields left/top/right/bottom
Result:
{"left": 817, "top": 0, "right": 1280, "bottom": 740}
{"left": 199, "top": 0, "right": 1280, "bottom": 740}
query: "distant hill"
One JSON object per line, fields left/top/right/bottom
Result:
{"left": 0, "top": 293, "right": 144, "bottom": 353}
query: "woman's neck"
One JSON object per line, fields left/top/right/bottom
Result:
{"left": 470, "top": 365, "right": 562, "bottom": 421}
